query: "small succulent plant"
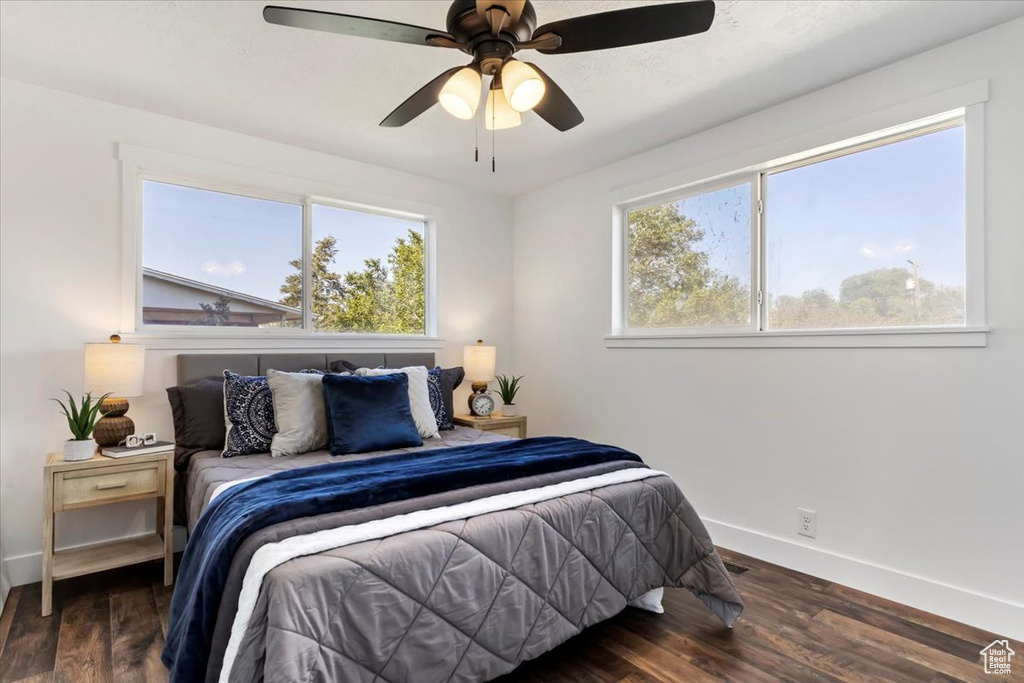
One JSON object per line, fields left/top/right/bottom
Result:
{"left": 494, "top": 374, "right": 523, "bottom": 405}
{"left": 53, "top": 390, "right": 110, "bottom": 441}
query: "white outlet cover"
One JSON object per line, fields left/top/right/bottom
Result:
{"left": 798, "top": 508, "right": 817, "bottom": 538}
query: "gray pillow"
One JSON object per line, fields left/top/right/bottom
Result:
{"left": 166, "top": 377, "right": 225, "bottom": 525}
{"left": 266, "top": 369, "right": 329, "bottom": 457}
{"left": 166, "top": 378, "right": 225, "bottom": 466}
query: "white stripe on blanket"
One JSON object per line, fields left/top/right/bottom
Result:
{"left": 210, "top": 475, "right": 267, "bottom": 505}
{"left": 219, "top": 467, "right": 668, "bottom": 682}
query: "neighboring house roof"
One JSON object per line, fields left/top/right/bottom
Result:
{"left": 142, "top": 268, "right": 300, "bottom": 317}
{"left": 981, "top": 640, "right": 1016, "bottom": 654}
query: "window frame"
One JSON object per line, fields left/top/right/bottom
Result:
{"left": 118, "top": 146, "right": 439, "bottom": 346}
{"left": 609, "top": 100, "right": 988, "bottom": 349}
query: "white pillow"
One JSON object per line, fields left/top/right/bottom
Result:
{"left": 356, "top": 366, "right": 439, "bottom": 439}
{"left": 266, "top": 369, "right": 329, "bottom": 457}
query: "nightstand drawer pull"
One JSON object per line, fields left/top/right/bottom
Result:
{"left": 95, "top": 481, "right": 128, "bottom": 490}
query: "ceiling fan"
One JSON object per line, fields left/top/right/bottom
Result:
{"left": 263, "top": 0, "right": 715, "bottom": 133}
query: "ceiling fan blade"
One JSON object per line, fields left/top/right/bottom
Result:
{"left": 525, "top": 63, "right": 583, "bottom": 132}
{"left": 531, "top": 0, "right": 715, "bottom": 54}
{"left": 380, "top": 66, "right": 464, "bottom": 128}
{"left": 263, "top": 6, "right": 456, "bottom": 47}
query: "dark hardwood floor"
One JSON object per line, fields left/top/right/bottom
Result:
{"left": 0, "top": 548, "right": 1018, "bottom": 682}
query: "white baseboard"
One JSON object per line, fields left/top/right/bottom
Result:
{"left": 704, "top": 518, "right": 1024, "bottom": 640}
{"left": 3, "top": 527, "right": 189, "bottom": 588}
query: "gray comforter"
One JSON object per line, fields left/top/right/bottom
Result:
{"left": 186, "top": 428, "right": 743, "bottom": 683}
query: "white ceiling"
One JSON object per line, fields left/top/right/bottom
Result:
{"left": 2, "top": 1, "right": 1021, "bottom": 196}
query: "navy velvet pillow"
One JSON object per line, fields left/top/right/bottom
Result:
{"left": 322, "top": 373, "right": 423, "bottom": 455}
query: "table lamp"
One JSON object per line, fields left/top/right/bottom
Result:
{"left": 463, "top": 339, "right": 496, "bottom": 411}
{"left": 84, "top": 334, "right": 145, "bottom": 447}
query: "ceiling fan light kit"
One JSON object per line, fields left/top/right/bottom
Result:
{"left": 439, "top": 65, "right": 483, "bottom": 119}
{"left": 500, "top": 59, "right": 545, "bottom": 112}
{"left": 264, "top": 0, "right": 715, "bottom": 158}
{"left": 485, "top": 80, "right": 521, "bottom": 131}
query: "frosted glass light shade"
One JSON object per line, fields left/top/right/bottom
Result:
{"left": 84, "top": 338, "right": 145, "bottom": 397}
{"left": 502, "top": 60, "right": 545, "bottom": 112}
{"left": 463, "top": 341, "right": 496, "bottom": 382}
{"left": 485, "top": 86, "right": 521, "bottom": 130}
{"left": 439, "top": 67, "right": 482, "bottom": 120}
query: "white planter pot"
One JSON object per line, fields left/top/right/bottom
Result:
{"left": 63, "top": 438, "right": 97, "bottom": 461}
{"left": 500, "top": 404, "right": 517, "bottom": 417}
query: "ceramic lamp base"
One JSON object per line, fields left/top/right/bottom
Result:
{"left": 93, "top": 397, "right": 134, "bottom": 447}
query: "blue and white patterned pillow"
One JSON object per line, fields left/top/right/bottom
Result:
{"left": 222, "top": 370, "right": 276, "bottom": 457}
{"left": 427, "top": 367, "right": 454, "bottom": 431}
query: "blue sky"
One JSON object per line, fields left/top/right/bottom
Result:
{"left": 142, "top": 181, "right": 422, "bottom": 303}
{"left": 676, "top": 125, "right": 965, "bottom": 297}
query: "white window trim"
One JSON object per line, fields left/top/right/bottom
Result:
{"left": 117, "top": 144, "right": 441, "bottom": 349}
{"left": 608, "top": 79, "right": 989, "bottom": 349}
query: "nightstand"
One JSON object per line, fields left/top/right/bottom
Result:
{"left": 453, "top": 413, "right": 527, "bottom": 439}
{"left": 41, "top": 449, "right": 174, "bottom": 616}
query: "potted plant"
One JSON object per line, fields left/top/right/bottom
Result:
{"left": 494, "top": 374, "right": 523, "bottom": 417}
{"left": 53, "top": 390, "right": 109, "bottom": 461}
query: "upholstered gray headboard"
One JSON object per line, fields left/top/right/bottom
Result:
{"left": 176, "top": 352, "right": 436, "bottom": 385}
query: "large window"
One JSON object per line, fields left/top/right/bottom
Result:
{"left": 619, "top": 117, "right": 969, "bottom": 339}
{"left": 139, "top": 179, "right": 429, "bottom": 335}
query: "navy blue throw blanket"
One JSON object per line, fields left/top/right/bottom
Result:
{"left": 162, "top": 436, "right": 644, "bottom": 682}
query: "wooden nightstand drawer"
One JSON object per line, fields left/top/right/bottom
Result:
{"left": 453, "top": 414, "right": 527, "bottom": 439}
{"left": 55, "top": 462, "right": 163, "bottom": 510}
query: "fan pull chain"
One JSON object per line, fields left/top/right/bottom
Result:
{"left": 474, "top": 124, "right": 479, "bottom": 163}
{"left": 491, "top": 102, "right": 496, "bottom": 173}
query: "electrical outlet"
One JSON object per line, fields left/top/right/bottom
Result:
{"left": 798, "top": 508, "right": 817, "bottom": 538}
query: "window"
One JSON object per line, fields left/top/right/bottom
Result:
{"left": 142, "top": 181, "right": 304, "bottom": 328}
{"left": 765, "top": 125, "right": 965, "bottom": 330}
{"left": 627, "top": 182, "right": 753, "bottom": 330}
{"left": 138, "top": 178, "right": 430, "bottom": 335}
{"left": 307, "top": 203, "right": 425, "bottom": 334}
{"left": 617, "top": 115, "right": 974, "bottom": 342}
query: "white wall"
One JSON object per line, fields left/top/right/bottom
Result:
{"left": 512, "top": 19, "right": 1023, "bottom": 638}
{"left": 0, "top": 78, "right": 514, "bottom": 584}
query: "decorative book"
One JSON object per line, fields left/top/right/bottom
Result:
{"left": 101, "top": 441, "right": 175, "bottom": 458}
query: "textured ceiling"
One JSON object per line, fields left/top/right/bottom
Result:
{"left": 1, "top": 1, "right": 1021, "bottom": 196}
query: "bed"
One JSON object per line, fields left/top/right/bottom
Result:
{"left": 163, "top": 353, "right": 744, "bottom": 683}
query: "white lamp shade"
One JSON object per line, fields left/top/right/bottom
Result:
{"left": 485, "top": 86, "right": 521, "bottom": 130}
{"left": 502, "top": 60, "right": 545, "bottom": 112}
{"left": 84, "top": 340, "right": 145, "bottom": 397}
{"left": 439, "top": 67, "right": 482, "bottom": 120}
{"left": 463, "top": 343, "right": 496, "bottom": 382}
